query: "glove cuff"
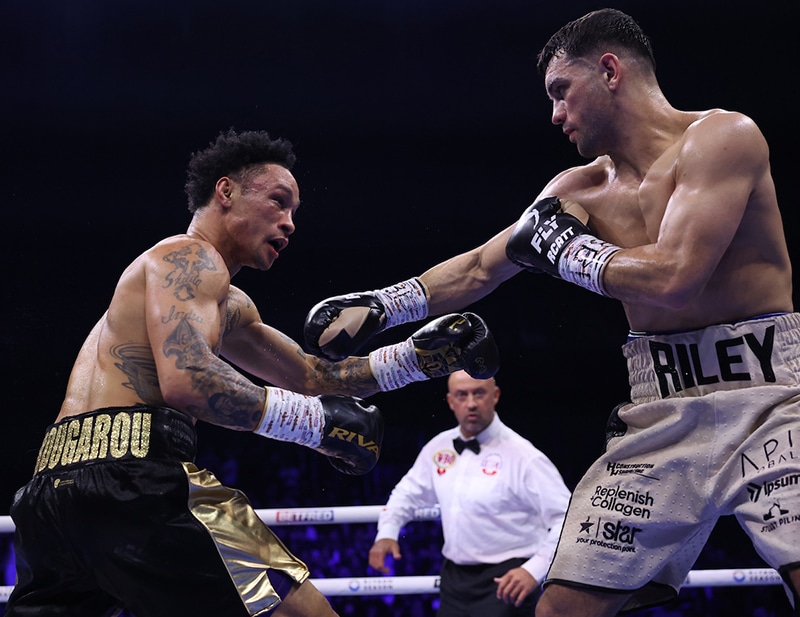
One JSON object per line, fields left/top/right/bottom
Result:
{"left": 557, "top": 234, "right": 621, "bottom": 297}
{"left": 374, "top": 278, "right": 429, "bottom": 328}
{"left": 369, "top": 339, "right": 429, "bottom": 392}
{"left": 255, "top": 387, "right": 324, "bottom": 447}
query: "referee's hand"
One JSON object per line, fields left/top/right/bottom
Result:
{"left": 495, "top": 567, "right": 538, "bottom": 606}
{"left": 369, "top": 538, "right": 402, "bottom": 574}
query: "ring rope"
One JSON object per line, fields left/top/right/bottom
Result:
{"left": 0, "top": 569, "right": 785, "bottom": 603}
{"left": 0, "top": 505, "right": 784, "bottom": 603}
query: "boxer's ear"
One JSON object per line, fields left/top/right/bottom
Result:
{"left": 216, "top": 177, "right": 234, "bottom": 206}
{"left": 599, "top": 52, "right": 622, "bottom": 91}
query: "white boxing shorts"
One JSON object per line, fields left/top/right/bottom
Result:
{"left": 545, "top": 313, "right": 800, "bottom": 613}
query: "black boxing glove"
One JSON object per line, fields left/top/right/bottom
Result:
{"left": 316, "top": 394, "right": 383, "bottom": 475}
{"left": 255, "top": 388, "right": 383, "bottom": 475}
{"left": 304, "top": 278, "right": 429, "bottom": 361}
{"left": 603, "top": 401, "right": 631, "bottom": 453}
{"left": 369, "top": 312, "right": 500, "bottom": 391}
{"left": 412, "top": 312, "right": 498, "bottom": 379}
{"left": 506, "top": 196, "right": 620, "bottom": 296}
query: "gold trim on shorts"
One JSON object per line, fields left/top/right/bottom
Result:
{"left": 183, "top": 462, "right": 310, "bottom": 615}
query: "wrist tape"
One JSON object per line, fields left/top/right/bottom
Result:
{"left": 374, "top": 278, "right": 429, "bottom": 328}
{"left": 255, "top": 387, "right": 324, "bottom": 447}
{"left": 558, "top": 235, "right": 620, "bottom": 297}
{"left": 369, "top": 339, "right": 428, "bottom": 392}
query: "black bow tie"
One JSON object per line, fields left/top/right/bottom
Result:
{"left": 453, "top": 437, "right": 480, "bottom": 455}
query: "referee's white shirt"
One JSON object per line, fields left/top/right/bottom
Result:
{"left": 375, "top": 413, "right": 571, "bottom": 584}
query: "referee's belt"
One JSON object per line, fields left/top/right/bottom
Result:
{"left": 33, "top": 405, "right": 197, "bottom": 476}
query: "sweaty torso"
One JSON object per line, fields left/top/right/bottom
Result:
{"left": 552, "top": 109, "right": 793, "bottom": 332}
{"left": 56, "top": 235, "right": 232, "bottom": 423}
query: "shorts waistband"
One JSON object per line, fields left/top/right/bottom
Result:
{"left": 33, "top": 405, "right": 197, "bottom": 476}
{"left": 623, "top": 312, "right": 800, "bottom": 403}
{"left": 626, "top": 312, "right": 792, "bottom": 340}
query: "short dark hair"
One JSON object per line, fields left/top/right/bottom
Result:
{"left": 185, "top": 128, "right": 297, "bottom": 213}
{"left": 536, "top": 8, "right": 656, "bottom": 75}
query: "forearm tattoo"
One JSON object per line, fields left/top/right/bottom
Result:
{"left": 163, "top": 317, "right": 262, "bottom": 428}
{"left": 316, "top": 355, "right": 382, "bottom": 396}
{"left": 275, "top": 330, "right": 380, "bottom": 396}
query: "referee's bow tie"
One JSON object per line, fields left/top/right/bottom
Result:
{"left": 453, "top": 437, "right": 480, "bottom": 455}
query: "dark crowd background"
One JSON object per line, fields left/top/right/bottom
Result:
{"left": 1, "top": 1, "right": 798, "bottom": 615}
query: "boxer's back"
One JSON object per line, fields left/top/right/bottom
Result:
{"left": 57, "top": 250, "right": 165, "bottom": 421}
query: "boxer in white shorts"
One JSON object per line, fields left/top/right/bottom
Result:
{"left": 546, "top": 312, "right": 800, "bottom": 612}
{"left": 302, "top": 9, "right": 800, "bottom": 615}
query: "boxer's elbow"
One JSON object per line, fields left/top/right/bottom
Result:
{"left": 608, "top": 259, "right": 708, "bottom": 309}
{"left": 645, "top": 268, "right": 709, "bottom": 309}
{"left": 653, "top": 285, "right": 699, "bottom": 310}
{"left": 159, "top": 370, "right": 206, "bottom": 416}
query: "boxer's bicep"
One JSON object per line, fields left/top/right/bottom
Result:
{"left": 656, "top": 116, "right": 764, "bottom": 285}
{"left": 605, "top": 114, "right": 765, "bottom": 304}
{"left": 144, "top": 242, "right": 229, "bottom": 390}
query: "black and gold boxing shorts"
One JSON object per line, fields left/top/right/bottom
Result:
{"left": 7, "top": 405, "right": 308, "bottom": 617}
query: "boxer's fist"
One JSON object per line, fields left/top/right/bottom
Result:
{"left": 412, "top": 312, "right": 499, "bottom": 380}
{"left": 305, "top": 279, "right": 429, "bottom": 361}
{"left": 305, "top": 292, "right": 387, "bottom": 361}
{"left": 315, "top": 395, "right": 384, "bottom": 475}
{"left": 506, "top": 196, "right": 591, "bottom": 277}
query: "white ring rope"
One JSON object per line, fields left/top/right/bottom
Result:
{"left": 0, "top": 505, "right": 439, "bottom": 533}
{"left": 0, "top": 505, "right": 785, "bottom": 603}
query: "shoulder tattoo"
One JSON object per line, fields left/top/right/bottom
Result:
{"left": 162, "top": 242, "right": 218, "bottom": 301}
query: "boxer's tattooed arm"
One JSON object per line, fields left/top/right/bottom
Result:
{"left": 111, "top": 343, "right": 161, "bottom": 402}
{"left": 327, "top": 358, "right": 382, "bottom": 396}
{"left": 224, "top": 286, "right": 255, "bottom": 336}
{"left": 245, "top": 326, "right": 380, "bottom": 396}
{"left": 163, "top": 317, "right": 263, "bottom": 428}
{"left": 299, "top": 340, "right": 382, "bottom": 396}
{"left": 160, "top": 305, "right": 204, "bottom": 325}
{"left": 162, "top": 242, "right": 218, "bottom": 301}
{"left": 223, "top": 303, "right": 241, "bottom": 337}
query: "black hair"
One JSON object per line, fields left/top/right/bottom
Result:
{"left": 536, "top": 8, "right": 656, "bottom": 75}
{"left": 184, "top": 128, "right": 296, "bottom": 213}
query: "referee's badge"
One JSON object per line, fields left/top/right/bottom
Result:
{"left": 434, "top": 449, "right": 457, "bottom": 475}
{"left": 481, "top": 452, "right": 502, "bottom": 476}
